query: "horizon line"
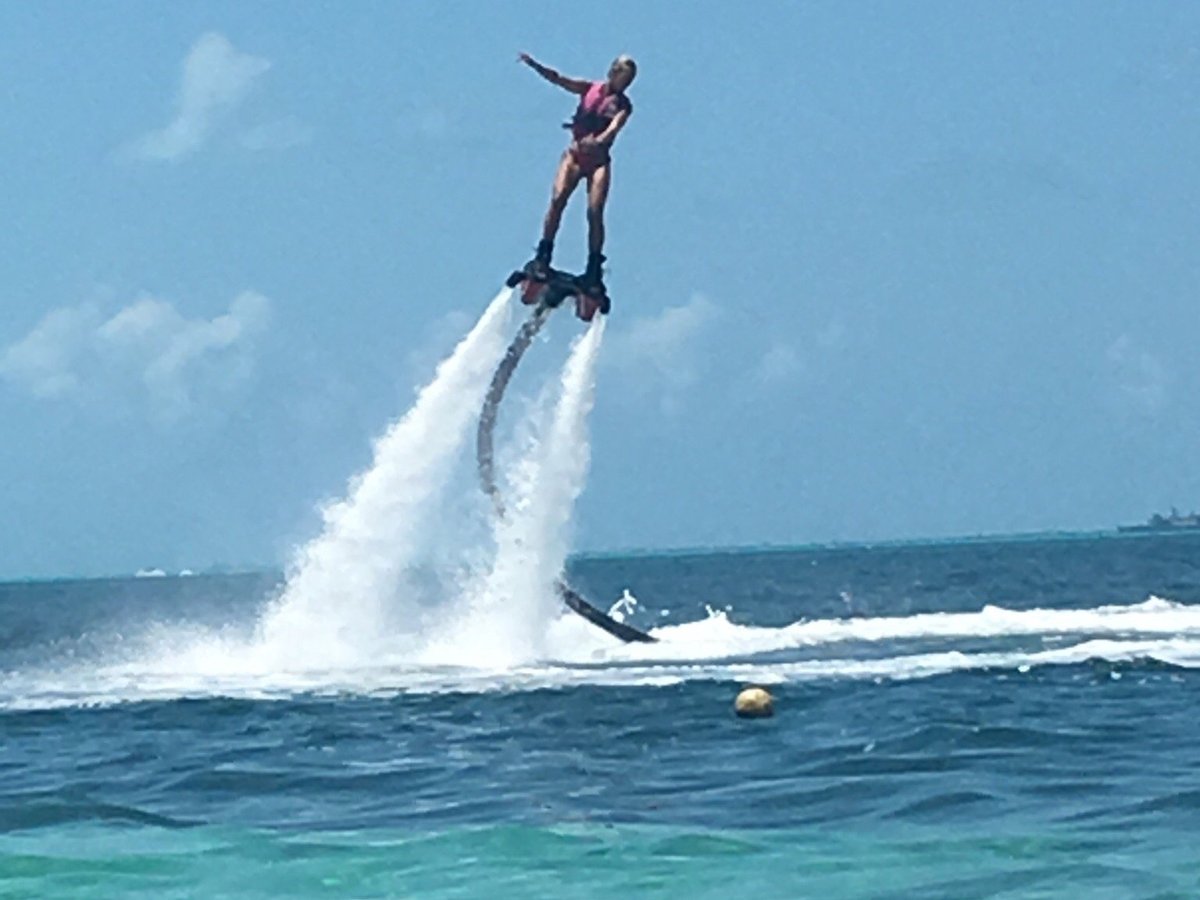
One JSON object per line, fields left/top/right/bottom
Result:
{"left": 3, "top": 525, "right": 1198, "bottom": 586}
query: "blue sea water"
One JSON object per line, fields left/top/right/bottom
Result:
{"left": 3, "top": 532, "right": 1200, "bottom": 898}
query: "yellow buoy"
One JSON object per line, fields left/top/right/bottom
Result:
{"left": 734, "top": 686, "right": 774, "bottom": 718}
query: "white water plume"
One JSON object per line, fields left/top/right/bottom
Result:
{"left": 426, "top": 318, "right": 607, "bottom": 666}
{"left": 255, "top": 288, "right": 512, "bottom": 668}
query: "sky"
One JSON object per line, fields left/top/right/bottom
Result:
{"left": 1, "top": 2, "right": 1198, "bottom": 579}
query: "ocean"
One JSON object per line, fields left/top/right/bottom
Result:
{"left": 4, "top": 532, "right": 1200, "bottom": 899}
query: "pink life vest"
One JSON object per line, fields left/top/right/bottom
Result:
{"left": 566, "top": 81, "right": 632, "bottom": 142}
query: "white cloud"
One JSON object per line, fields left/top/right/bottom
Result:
{"left": 1106, "top": 335, "right": 1169, "bottom": 417}
{"left": 605, "top": 295, "right": 717, "bottom": 411}
{"left": 0, "top": 291, "right": 271, "bottom": 421}
{"left": 129, "top": 32, "right": 270, "bottom": 162}
{"left": 749, "top": 315, "right": 851, "bottom": 390}
{"left": 0, "top": 305, "right": 103, "bottom": 399}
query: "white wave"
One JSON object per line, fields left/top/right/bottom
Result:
{"left": 5, "top": 599, "right": 1200, "bottom": 711}
{"left": 2, "top": 633, "right": 1197, "bottom": 711}
{"left": 583, "top": 595, "right": 1200, "bottom": 664}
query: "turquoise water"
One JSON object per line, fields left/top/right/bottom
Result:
{"left": 6, "top": 822, "right": 1195, "bottom": 898}
{"left": 4, "top": 534, "right": 1200, "bottom": 897}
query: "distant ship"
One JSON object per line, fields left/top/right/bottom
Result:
{"left": 1118, "top": 508, "right": 1200, "bottom": 533}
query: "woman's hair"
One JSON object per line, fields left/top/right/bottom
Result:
{"left": 611, "top": 55, "right": 638, "bottom": 79}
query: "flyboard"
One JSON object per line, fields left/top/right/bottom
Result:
{"left": 475, "top": 263, "right": 656, "bottom": 644}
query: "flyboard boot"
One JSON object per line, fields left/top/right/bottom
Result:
{"left": 576, "top": 251, "right": 611, "bottom": 321}
{"left": 518, "top": 239, "right": 554, "bottom": 303}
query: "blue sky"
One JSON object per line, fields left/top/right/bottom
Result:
{"left": 1, "top": 2, "right": 1198, "bottom": 578}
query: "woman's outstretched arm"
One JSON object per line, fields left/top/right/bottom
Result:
{"left": 518, "top": 53, "right": 591, "bottom": 95}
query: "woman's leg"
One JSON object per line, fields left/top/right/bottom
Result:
{"left": 528, "top": 152, "right": 584, "bottom": 278}
{"left": 542, "top": 151, "right": 584, "bottom": 244}
{"left": 585, "top": 162, "right": 611, "bottom": 255}
{"left": 581, "top": 163, "right": 611, "bottom": 288}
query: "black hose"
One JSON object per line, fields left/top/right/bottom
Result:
{"left": 475, "top": 297, "right": 655, "bottom": 643}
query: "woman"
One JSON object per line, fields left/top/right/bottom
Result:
{"left": 518, "top": 52, "right": 637, "bottom": 296}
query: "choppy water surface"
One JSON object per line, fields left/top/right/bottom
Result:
{"left": 3, "top": 533, "right": 1200, "bottom": 897}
